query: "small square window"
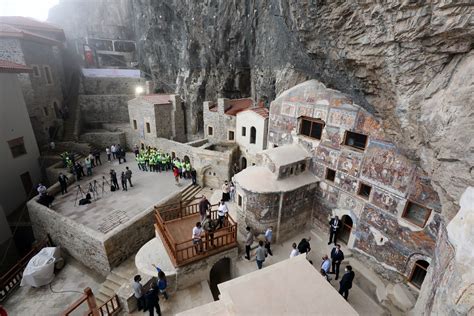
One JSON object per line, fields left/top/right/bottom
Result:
{"left": 228, "top": 130, "right": 235, "bottom": 141}
{"left": 402, "top": 201, "right": 431, "bottom": 227}
{"left": 8, "top": 137, "right": 27, "bottom": 158}
{"left": 344, "top": 131, "right": 368, "bottom": 150}
{"left": 238, "top": 194, "right": 242, "bottom": 207}
{"left": 133, "top": 120, "right": 137, "bottom": 130}
{"left": 208, "top": 126, "right": 213, "bottom": 136}
{"left": 44, "top": 66, "right": 53, "bottom": 84}
{"left": 242, "top": 127, "right": 246, "bottom": 136}
{"left": 146, "top": 122, "right": 151, "bottom": 133}
{"left": 32, "top": 65, "right": 40, "bottom": 77}
{"left": 410, "top": 260, "right": 429, "bottom": 288}
{"left": 357, "top": 183, "right": 372, "bottom": 199}
{"left": 299, "top": 117, "right": 324, "bottom": 140}
{"left": 325, "top": 168, "right": 336, "bottom": 182}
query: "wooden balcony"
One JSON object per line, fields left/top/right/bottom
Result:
{"left": 154, "top": 201, "right": 238, "bottom": 267}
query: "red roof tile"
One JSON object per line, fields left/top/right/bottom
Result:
{"left": 0, "top": 59, "right": 32, "bottom": 73}
{"left": 249, "top": 107, "right": 269, "bottom": 118}
{"left": 0, "top": 23, "right": 60, "bottom": 45}
{"left": 140, "top": 94, "right": 173, "bottom": 105}
{"left": 0, "top": 16, "right": 63, "bottom": 32}
{"left": 208, "top": 98, "right": 253, "bottom": 116}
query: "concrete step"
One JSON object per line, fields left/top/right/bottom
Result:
{"left": 113, "top": 269, "right": 133, "bottom": 281}
{"left": 95, "top": 292, "right": 109, "bottom": 306}
{"left": 99, "top": 285, "right": 116, "bottom": 298}
{"left": 108, "top": 272, "right": 128, "bottom": 286}
{"left": 103, "top": 279, "right": 121, "bottom": 292}
{"left": 182, "top": 185, "right": 202, "bottom": 202}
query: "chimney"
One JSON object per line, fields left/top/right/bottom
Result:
{"left": 145, "top": 81, "right": 155, "bottom": 94}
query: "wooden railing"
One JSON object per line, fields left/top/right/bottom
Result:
{"left": 62, "top": 287, "right": 121, "bottom": 316}
{"left": 155, "top": 203, "right": 237, "bottom": 267}
{"left": 0, "top": 235, "right": 53, "bottom": 302}
{"left": 157, "top": 200, "right": 212, "bottom": 222}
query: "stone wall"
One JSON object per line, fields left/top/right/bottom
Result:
{"left": 28, "top": 187, "right": 181, "bottom": 276}
{"left": 79, "top": 131, "right": 126, "bottom": 150}
{"left": 268, "top": 80, "right": 441, "bottom": 282}
{"left": 82, "top": 77, "right": 144, "bottom": 95}
{"left": 175, "top": 247, "right": 238, "bottom": 290}
{"left": 79, "top": 94, "right": 133, "bottom": 123}
{"left": 203, "top": 100, "right": 237, "bottom": 143}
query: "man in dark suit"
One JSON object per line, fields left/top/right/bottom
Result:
{"left": 328, "top": 215, "right": 340, "bottom": 245}
{"left": 330, "top": 244, "right": 345, "bottom": 280}
{"left": 339, "top": 265, "right": 355, "bottom": 300}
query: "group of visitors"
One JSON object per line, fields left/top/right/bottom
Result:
{"left": 134, "top": 145, "right": 197, "bottom": 186}
{"left": 133, "top": 265, "right": 169, "bottom": 316}
{"left": 106, "top": 144, "right": 127, "bottom": 164}
{"left": 220, "top": 180, "right": 235, "bottom": 202}
{"left": 243, "top": 226, "right": 274, "bottom": 269}
{"left": 109, "top": 167, "right": 133, "bottom": 192}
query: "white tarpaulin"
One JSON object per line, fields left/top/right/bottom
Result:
{"left": 81, "top": 68, "right": 141, "bottom": 78}
{"left": 20, "top": 247, "right": 61, "bottom": 287}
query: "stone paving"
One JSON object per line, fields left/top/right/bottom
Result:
{"left": 3, "top": 257, "right": 104, "bottom": 316}
{"left": 51, "top": 154, "right": 190, "bottom": 233}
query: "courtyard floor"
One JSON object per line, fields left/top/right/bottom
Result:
{"left": 51, "top": 155, "right": 190, "bottom": 233}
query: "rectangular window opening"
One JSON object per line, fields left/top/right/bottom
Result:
{"left": 146, "top": 122, "right": 151, "bottom": 133}
{"left": 402, "top": 201, "right": 431, "bottom": 228}
{"left": 344, "top": 131, "right": 368, "bottom": 150}
{"left": 133, "top": 120, "right": 137, "bottom": 130}
{"left": 228, "top": 130, "right": 235, "bottom": 141}
{"left": 238, "top": 195, "right": 242, "bottom": 207}
{"left": 242, "top": 126, "right": 246, "bottom": 136}
{"left": 208, "top": 126, "right": 213, "bottom": 136}
{"left": 357, "top": 183, "right": 372, "bottom": 199}
{"left": 8, "top": 137, "right": 27, "bottom": 158}
{"left": 44, "top": 66, "right": 52, "bottom": 84}
{"left": 32, "top": 66, "right": 40, "bottom": 77}
{"left": 299, "top": 117, "right": 324, "bottom": 140}
{"left": 325, "top": 168, "right": 336, "bottom": 182}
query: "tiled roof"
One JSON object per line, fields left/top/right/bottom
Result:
{"left": 0, "top": 59, "right": 32, "bottom": 73}
{"left": 209, "top": 98, "right": 254, "bottom": 116}
{"left": 0, "top": 23, "right": 60, "bottom": 45}
{"left": 140, "top": 94, "right": 173, "bottom": 105}
{"left": 0, "top": 16, "right": 63, "bottom": 32}
{"left": 249, "top": 107, "right": 269, "bottom": 118}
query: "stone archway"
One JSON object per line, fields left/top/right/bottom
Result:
{"left": 339, "top": 215, "right": 353, "bottom": 245}
{"left": 241, "top": 156, "right": 247, "bottom": 170}
{"left": 209, "top": 257, "right": 231, "bottom": 301}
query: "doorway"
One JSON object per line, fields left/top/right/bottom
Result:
{"left": 20, "top": 172, "right": 33, "bottom": 198}
{"left": 209, "top": 258, "right": 231, "bottom": 301}
{"left": 339, "top": 215, "right": 353, "bottom": 244}
{"left": 241, "top": 157, "right": 247, "bottom": 170}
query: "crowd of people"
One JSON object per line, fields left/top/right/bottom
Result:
{"left": 132, "top": 264, "right": 169, "bottom": 316}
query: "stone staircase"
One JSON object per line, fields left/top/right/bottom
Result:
{"left": 181, "top": 184, "right": 203, "bottom": 204}
{"left": 95, "top": 268, "right": 133, "bottom": 307}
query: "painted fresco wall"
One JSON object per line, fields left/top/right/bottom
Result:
{"left": 268, "top": 80, "right": 441, "bottom": 281}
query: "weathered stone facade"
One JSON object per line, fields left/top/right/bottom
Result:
{"left": 0, "top": 34, "right": 65, "bottom": 146}
{"left": 255, "top": 80, "right": 441, "bottom": 283}
{"left": 128, "top": 94, "right": 186, "bottom": 143}
{"left": 79, "top": 94, "right": 133, "bottom": 123}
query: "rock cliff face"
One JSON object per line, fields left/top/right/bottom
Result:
{"left": 50, "top": 0, "right": 473, "bottom": 218}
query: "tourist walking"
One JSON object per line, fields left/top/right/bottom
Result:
{"left": 132, "top": 275, "right": 145, "bottom": 311}
{"left": 145, "top": 286, "right": 162, "bottom": 316}
{"left": 85, "top": 157, "right": 92, "bottom": 176}
{"left": 125, "top": 167, "right": 133, "bottom": 187}
{"left": 255, "top": 240, "right": 268, "bottom": 270}
{"left": 173, "top": 166, "right": 180, "bottom": 185}
{"left": 321, "top": 255, "right": 331, "bottom": 274}
{"left": 339, "top": 265, "right": 355, "bottom": 300}
{"left": 152, "top": 264, "right": 169, "bottom": 300}
{"left": 290, "top": 243, "right": 299, "bottom": 258}
{"left": 221, "top": 180, "right": 230, "bottom": 201}
{"left": 199, "top": 195, "right": 211, "bottom": 222}
{"left": 110, "top": 169, "right": 119, "bottom": 191}
{"left": 191, "top": 168, "right": 197, "bottom": 185}
{"left": 94, "top": 149, "right": 102, "bottom": 166}
{"left": 111, "top": 144, "right": 117, "bottom": 159}
{"left": 58, "top": 172, "right": 68, "bottom": 195}
{"left": 330, "top": 244, "right": 345, "bottom": 280}
{"left": 106, "top": 147, "right": 111, "bottom": 161}
{"left": 229, "top": 181, "right": 235, "bottom": 201}
{"left": 245, "top": 226, "right": 253, "bottom": 260}
{"left": 328, "top": 215, "right": 340, "bottom": 245}
{"left": 192, "top": 222, "right": 204, "bottom": 253}
{"left": 133, "top": 144, "right": 139, "bottom": 157}
{"left": 121, "top": 171, "right": 128, "bottom": 191}
{"left": 88, "top": 152, "right": 95, "bottom": 167}
{"left": 202, "top": 215, "right": 216, "bottom": 249}
{"left": 264, "top": 226, "right": 273, "bottom": 256}
{"left": 217, "top": 200, "right": 229, "bottom": 229}
{"left": 297, "top": 237, "right": 311, "bottom": 255}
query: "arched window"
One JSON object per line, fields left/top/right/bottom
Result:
{"left": 250, "top": 126, "right": 256, "bottom": 144}
{"left": 409, "top": 260, "right": 429, "bottom": 288}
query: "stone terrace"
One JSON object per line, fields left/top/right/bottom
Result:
{"left": 52, "top": 155, "right": 190, "bottom": 233}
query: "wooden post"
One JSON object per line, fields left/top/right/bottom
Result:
{"left": 84, "top": 287, "right": 100, "bottom": 316}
